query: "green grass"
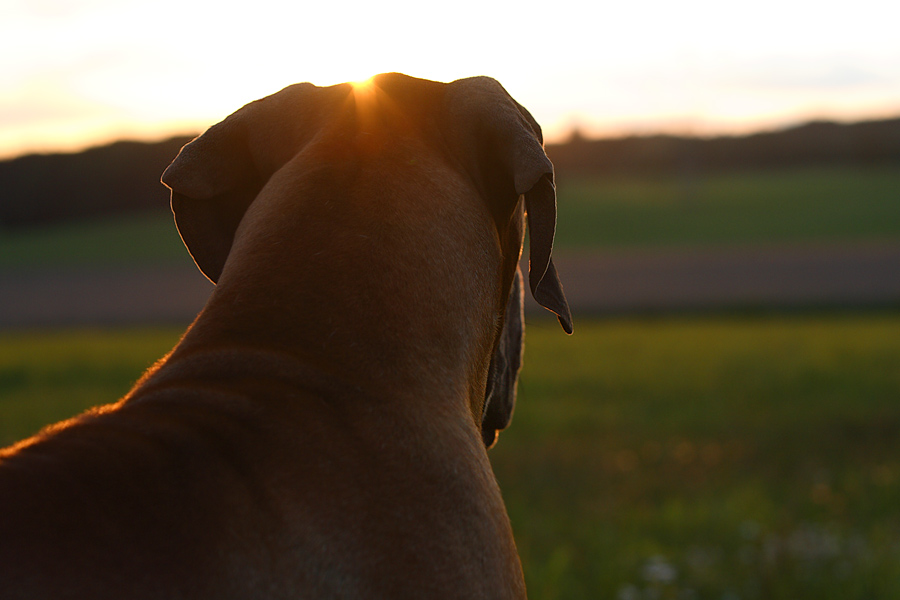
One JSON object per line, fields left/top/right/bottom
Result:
{"left": 556, "top": 164, "right": 900, "bottom": 248}
{"left": 0, "top": 328, "right": 181, "bottom": 444}
{"left": 494, "top": 315, "right": 900, "bottom": 599}
{"left": 2, "top": 165, "right": 898, "bottom": 269}
{"left": 2, "top": 316, "right": 900, "bottom": 598}
{"left": 0, "top": 210, "right": 189, "bottom": 269}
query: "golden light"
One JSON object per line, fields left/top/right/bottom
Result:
{"left": 350, "top": 76, "right": 382, "bottom": 132}
{"left": 350, "top": 76, "right": 379, "bottom": 108}
{"left": 350, "top": 76, "right": 376, "bottom": 91}
{"left": 2, "top": 0, "right": 894, "bottom": 159}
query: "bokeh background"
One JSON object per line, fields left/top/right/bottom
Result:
{"left": 2, "top": 1, "right": 900, "bottom": 598}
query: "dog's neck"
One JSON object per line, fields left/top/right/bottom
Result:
{"left": 166, "top": 156, "right": 504, "bottom": 420}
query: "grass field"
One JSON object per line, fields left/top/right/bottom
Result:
{"left": 2, "top": 315, "right": 899, "bottom": 599}
{"left": 2, "top": 165, "right": 899, "bottom": 269}
{"left": 557, "top": 164, "right": 900, "bottom": 248}
{"left": 0, "top": 210, "right": 187, "bottom": 269}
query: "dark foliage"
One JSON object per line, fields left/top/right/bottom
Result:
{"left": 0, "top": 136, "right": 194, "bottom": 229}
{"left": 2, "top": 116, "right": 900, "bottom": 230}
{"left": 547, "top": 117, "right": 900, "bottom": 177}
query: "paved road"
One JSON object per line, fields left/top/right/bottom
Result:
{"left": 1, "top": 266, "right": 213, "bottom": 329}
{"left": 2, "top": 242, "right": 899, "bottom": 329}
{"left": 539, "top": 241, "right": 900, "bottom": 316}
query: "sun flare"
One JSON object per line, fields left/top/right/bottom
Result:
{"left": 350, "top": 76, "right": 376, "bottom": 91}
{"left": 350, "top": 76, "right": 379, "bottom": 106}
{"left": 350, "top": 76, "right": 381, "bottom": 120}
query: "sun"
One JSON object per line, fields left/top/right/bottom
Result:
{"left": 350, "top": 76, "right": 380, "bottom": 114}
{"left": 350, "top": 76, "right": 376, "bottom": 91}
{"left": 350, "top": 76, "right": 382, "bottom": 107}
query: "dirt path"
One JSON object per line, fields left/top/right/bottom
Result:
{"left": 2, "top": 242, "right": 899, "bottom": 329}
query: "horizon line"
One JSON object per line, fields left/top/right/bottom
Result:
{"left": 3, "top": 111, "right": 900, "bottom": 163}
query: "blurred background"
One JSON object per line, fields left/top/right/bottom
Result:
{"left": 2, "top": 0, "right": 899, "bottom": 598}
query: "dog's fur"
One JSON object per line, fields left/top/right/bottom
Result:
{"left": 0, "top": 73, "right": 571, "bottom": 599}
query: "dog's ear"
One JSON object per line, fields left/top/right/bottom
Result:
{"left": 482, "top": 265, "right": 525, "bottom": 448}
{"left": 161, "top": 83, "right": 337, "bottom": 283}
{"left": 160, "top": 113, "right": 260, "bottom": 283}
{"left": 442, "top": 76, "right": 573, "bottom": 334}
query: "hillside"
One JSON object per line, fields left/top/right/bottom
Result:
{"left": 0, "top": 136, "right": 193, "bottom": 228}
{"left": 547, "top": 117, "right": 900, "bottom": 177}
{"left": 2, "top": 115, "right": 900, "bottom": 229}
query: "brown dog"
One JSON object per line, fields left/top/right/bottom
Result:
{"left": 0, "top": 73, "right": 572, "bottom": 599}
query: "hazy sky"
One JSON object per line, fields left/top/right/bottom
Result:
{"left": 2, "top": 0, "right": 899, "bottom": 158}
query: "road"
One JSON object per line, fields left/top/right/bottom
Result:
{"left": 2, "top": 242, "right": 899, "bottom": 329}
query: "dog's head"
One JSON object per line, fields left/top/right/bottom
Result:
{"left": 161, "top": 73, "right": 572, "bottom": 449}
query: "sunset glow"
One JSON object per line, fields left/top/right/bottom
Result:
{"left": 350, "top": 77, "right": 377, "bottom": 99}
{"left": 2, "top": 0, "right": 899, "bottom": 159}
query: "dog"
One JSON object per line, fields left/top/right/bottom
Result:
{"left": 0, "top": 73, "right": 572, "bottom": 599}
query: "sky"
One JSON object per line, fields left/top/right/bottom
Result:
{"left": 2, "top": 0, "right": 899, "bottom": 159}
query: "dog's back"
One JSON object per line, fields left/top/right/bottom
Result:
{"left": 1, "top": 363, "right": 522, "bottom": 598}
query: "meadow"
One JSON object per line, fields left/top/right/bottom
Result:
{"left": 0, "top": 210, "right": 186, "bottom": 269}
{"left": 498, "top": 315, "right": 900, "bottom": 599}
{"left": 2, "top": 316, "right": 899, "bottom": 598}
{"left": 2, "top": 164, "right": 900, "bottom": 270}
{"left": 556, "top": 164, "right": 900, "bottom": 248}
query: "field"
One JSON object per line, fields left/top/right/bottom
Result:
{"left": 557, "top": 164, "right": 900, "bottom": 248}
{"left": 2, "top": 165, "right": 900, "bottom": 270}
{"left": 0, "top": 210, "right": 187, "bottom": 269}
{"left": 498, "top": 315, "right": 900, "bottom": 599}
{"left": 2, "top": 315, "right": 900, "bottom": 598}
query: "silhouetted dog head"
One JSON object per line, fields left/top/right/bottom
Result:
{"left": 162, "top": 73, "right": 572, "bottom": 448}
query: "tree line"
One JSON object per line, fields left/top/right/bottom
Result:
{"left": 0, "top": 137, "right": 192, "bottom": 228}
{"left": 2, "top": 116, "right": 899, "bottom": 229}
{"left": 547, "top": 117, "right": 900, "bottom": 177}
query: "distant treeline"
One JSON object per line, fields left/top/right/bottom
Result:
{"left": 0, "top": 136, "right": 193, "bottom": 229}
{"left": 547, "top": 117, "right": 900, "bottom": 177}
{"left": 2, "top": 116, "right": 900, "bottom": 229}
